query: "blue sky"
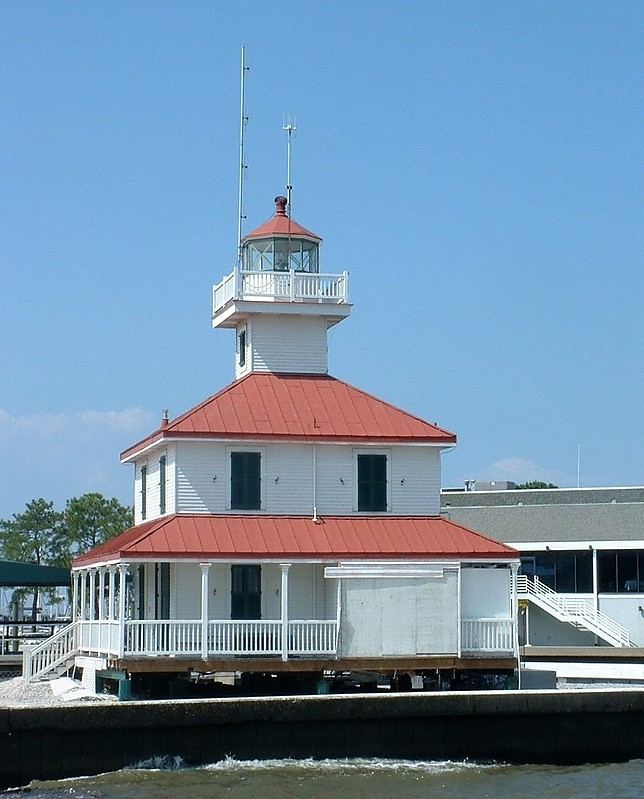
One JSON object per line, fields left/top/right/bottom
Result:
{"left": 1, "top": 1, "right": 642, "bottom": 519}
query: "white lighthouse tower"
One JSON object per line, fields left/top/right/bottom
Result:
{"left": 211, "top": 195, "right": 350, "bottom": 379}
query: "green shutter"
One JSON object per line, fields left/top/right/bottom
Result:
{"left": 357, "top": 453, "right": 387, "bottom": 512}
{"left": 231, "top": 452, "right": 261, "bottom": 510}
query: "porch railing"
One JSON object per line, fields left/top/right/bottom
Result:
{"left": 208, "top": 620, "right": 281, "bottom": 655}
{"left": 121, "top": 619, "right": 338, "bottom": 658}
{"left": 461, "top": 618, "right": 515, "bottom": 654}
{"left": 78, "top": 620, "right": 121, "bottom": 656}
{"left": 125, "top": 620, "right": 202, "bottom": 655}
{"left": 289, "top": 620, "right": 338, "bottom": 654}
{"left": 212, "top": 268, "right": 349, "bottom": 316}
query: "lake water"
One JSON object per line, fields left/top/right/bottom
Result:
{"left": 14, "top": 757, "right": 644, "bottom": 799}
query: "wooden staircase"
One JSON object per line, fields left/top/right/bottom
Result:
{"left": 22, "top": 621, "right": 79, "bottom": 682}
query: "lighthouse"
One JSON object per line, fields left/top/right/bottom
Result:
{"left": 212, "top": 195, "right": 350, "bottom": 379}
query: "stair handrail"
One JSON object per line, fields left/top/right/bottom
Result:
{"left": 22, "top": 620, "right": 79, "bottom": 683}
{"left": 516, "top": 575, "right": 632, "bottom": 647}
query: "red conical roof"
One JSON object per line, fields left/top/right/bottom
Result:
{"left": 242, "top": 196, "right": 322, "bottom": 242}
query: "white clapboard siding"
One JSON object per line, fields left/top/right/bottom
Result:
{"left": 263, "top": 443, "right": 314, "bottom": 514}
{"left": 173, "top": 563, "right": 201, "bottom": 618}
{"left": 168, "top": 440, "right": 442, "bottom": 516}
{"left": 461, "top": 567, "right": 511, "bottom": 619}
{"left": 390, "top": 446, "right": 442, "bottom": 515}
{"left": 165, "top": 445, "right": 177, "bottom": 515}
{"left": 176, "top": 443, "right": 226, "bottom": 514}
{"left": 250, "top": 315, "right": 329, "bottom": 374}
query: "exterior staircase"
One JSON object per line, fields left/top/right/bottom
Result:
{"left": 516, "top": 575, "right": 633, "bottom": 647}
{"left": 22, "top": 621, "right": 79, "bottom": 682}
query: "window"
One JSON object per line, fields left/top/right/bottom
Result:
{"left": 238, "top": 329, "right": 246, "bottom": 368}
{"left": 159, "top": 455, "right": 166, "bottom": 515}
{"left": 231, "top": 565, "right": 261, "bottom": 619}
{"left": 357, "top": 453, "right": 387, "bottom": 512}
{"left": 520, "top": 551, "right": 592, "bottom": 593}
{"left": 231, "top": 451, "right": 261, "bottom": 510}
{"left": 140, "top": 465, "right": 147, "bottom": 520}
{"left": 598, "top": 550, "right": 644, "bottom": 593}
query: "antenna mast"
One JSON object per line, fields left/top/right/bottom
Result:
{"left": 283, "top": 114, "right": 296, "bottom": 215}
{"left": 237, "top": 47, "right": 249, "bottom": 264}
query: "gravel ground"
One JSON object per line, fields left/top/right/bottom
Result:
{"left": 0, "top": 676, "right": 117, "bottom": 707}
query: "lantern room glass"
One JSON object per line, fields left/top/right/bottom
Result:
{"left": 243, "top": 237, "right": 319, "bottom": 273}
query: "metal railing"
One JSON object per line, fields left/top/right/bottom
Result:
{"left": 212, "top": 268, "right": 349, "bottom": 315}
{"left": 516, "top": 574, "right": 632, "bottom": 647}
{"left": 461, "top": 618, "right": 515, "bottom": 653}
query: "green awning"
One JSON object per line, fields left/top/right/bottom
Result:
{"left": 0, "top": 560, "right": 71, "bottom": 588}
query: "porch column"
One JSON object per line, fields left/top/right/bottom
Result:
{"left": 88, "top": 570, "right": 96, "bottom": 620}
{"left": 510, "top": 562, "right": 521, "bottom": 688}
{"left": 117, "top": 563, "right": 129, "bottom": 658}
{"left": 108, "top": 566, "right": 116, "bottom": 621}
{"left": 98, "top": 569, "right": 106, "bottom": 621}
{"left": 280, "top": 563, "right": 291, "bottom": 661}
{"left": 456, "top": 565, "right": 462, "bottom": 658}
{"left": 71, "top": 572, "right": 79, "bottom": 622}
{"left": 199, "top": 563, "right": 212, "bottom": 659}
{"left": 80, "top": 571, "right": 87, "bottom": 620}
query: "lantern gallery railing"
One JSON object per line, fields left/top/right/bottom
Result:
{"left": 212, "top": 268, "right": 349, "bottom": 315}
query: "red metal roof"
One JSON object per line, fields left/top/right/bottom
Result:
{"left": 122, "top": 373, "right": 456, "bottom": 461}
{"left": 73, "top": 514, "right": 517, "bottom": 567}
{"left": 242, "top": 196, "right": 322, "bottom": 242}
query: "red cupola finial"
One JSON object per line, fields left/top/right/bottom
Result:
{"left": 274, "top": 196, "right": 288, "bottom": 216}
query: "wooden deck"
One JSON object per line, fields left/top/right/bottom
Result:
{"left": 110, "top": 654, "right": 518, "bottom": 675}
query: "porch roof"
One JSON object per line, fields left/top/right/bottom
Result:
{"left": 121, "top": 373, "right": 456, "bottom": 461}
{"left": 72, "top": 514, "right": 517, "bottom": 567}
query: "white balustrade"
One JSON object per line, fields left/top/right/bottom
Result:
{"left": 23, "top": 621, "right": 79, "bottom": 683}
{"left": 461, "top": 618, "right": 515, "bottom": 653}
{"left": 78, "top": 620, "right": 120, "bottom": 655}
{"left": 288, "top": 620, "right": 338, "bottom": 654}
{"left": 24, "top": 617, "right": 341, "bottom": 677}
{"left": 208, "top": 620, "right": 282, "bottom": 655}
{"left": 125, "top": 620, "right": 202, "bottom": 655}
{"left": 212, "top": 268, "right": 349, "bottom": 315}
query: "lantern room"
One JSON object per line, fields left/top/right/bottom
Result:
{"left": 241, "top": 195, "right": 321, "bottom": 273}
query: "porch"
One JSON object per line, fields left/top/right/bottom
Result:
{"left": 23, "top": 615, "right": 516, "bottom": 682}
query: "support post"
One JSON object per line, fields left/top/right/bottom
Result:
{"left": 117, "top": 563, "right": 129, "bottom": 658}
{"left": 80, "top": 571, "right": 87, "bottom": 621}
{"left": 280, "top": 563, "right": 291, "bottom": 661}
{"left": 200, "top": 563, "right": 212, "bottom": 659}
{"left": 88, "top": 570, "right": 96, "bottom": 621}
{"left": 511, "top": 562, "right": 521, "bottom": 689}
{"left": 98, "top": 570, "right": 105, "bottom": 621}
{"left": 71, "top": 572, "right": 79, "bottom": 622}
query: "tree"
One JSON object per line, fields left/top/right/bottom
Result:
{"left": 61, "top": 493, "right": 133, "bottom": 564}
{"left": 515, "top": 481, "right": 559, "bottom": 490}
{"left": 0, "top": 498, "right": 65, "bottom": 619}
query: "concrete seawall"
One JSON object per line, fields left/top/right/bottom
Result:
{"left": 2, "top": 689, "right": 644, "bottom": 788}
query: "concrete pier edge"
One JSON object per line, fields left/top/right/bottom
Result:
{"left": 2, "top": 689, "right": 644, "bottom": 788}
